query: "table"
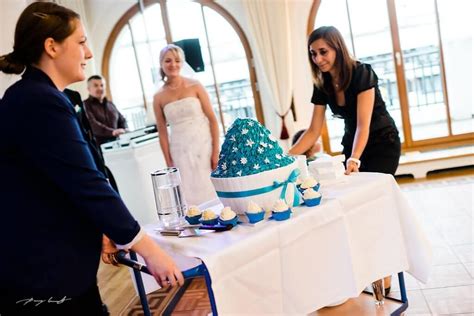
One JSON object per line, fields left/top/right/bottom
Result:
{"left": 138, "top": 172, "right": 432, "bottom": 315}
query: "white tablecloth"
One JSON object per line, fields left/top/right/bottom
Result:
{"left": 140, "top": 172, "right": 432, "bottom": 315}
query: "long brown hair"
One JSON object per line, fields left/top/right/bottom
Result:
{"left": 307, "top": 26, "right": 356, "bottom": 94}
{"left": 0, "top": 2, "right": 79, "bottom": 75}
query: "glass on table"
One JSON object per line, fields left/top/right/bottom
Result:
{"left": 151, "top": 167, "right": 187, "bottom": 228}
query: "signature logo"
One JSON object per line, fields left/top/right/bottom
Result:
{"left": 16, "top": 296, "right": 71, "bottom": 307}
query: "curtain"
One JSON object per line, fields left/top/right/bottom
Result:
{"left": 242, "top": 0, "right": 294, "bottom": 143}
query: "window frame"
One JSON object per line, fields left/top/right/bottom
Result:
{"left": 102, "top": 0, "right": 265, "bottom": 131}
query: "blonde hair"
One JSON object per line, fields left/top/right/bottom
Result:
{"left": 159, "top": 44, "right": 185, "bottom": 80}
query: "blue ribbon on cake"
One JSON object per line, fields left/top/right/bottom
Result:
{"left": 215, "top": 169, "right": 301, "bottom": 206}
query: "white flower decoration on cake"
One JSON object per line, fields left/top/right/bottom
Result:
{"left": 275, "top": 154, "right": 282, "bottom": 159}
{"left": 241, "top": 128, "right": 249, "bottom": 135}
{"left": 253, "top": 164, "right": 260, "bottom": 170}
{"left": 231, "top": 160, "right": 237, "bottom": 165}
{"left": 240, "top": 157, "right": 247, "bottom": 164}
{"left": 257, "top": 147, "right": 264, "bottom": 154}
{"left": 232, "top": 146, "right": 238, "bottom": 153}
{"left": 236, "top": 170, "right": 242, "bottom": 176}
{"left": 245, "top": 139, "right": 255, "bottom": 147}
{"left": 247, "top": 121, "right": 254, "bottom": 126}
{"left": 269, "top": 144, "right": 273, "bottom": 149}
{"left": 264, "top": 158, "right": 270, "bottom": 164}
{"left": 230, "top": 135, "right": 236, "bottom": 142}
{"left": 221, "top": 162, "right": 227, "bottom": 170}
{"left": 260, "top": 142, "right": 268, "bottom": 148}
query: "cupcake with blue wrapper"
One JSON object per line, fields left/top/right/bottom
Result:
{"left": 272, "top": 199, "right": 292, "bottom": 221}
{"left": 303, "top": 188, "right": 322, "bottom": 206}
{"left": 299, "top": 176, "right": 320, "bottom": 194}
{"left": 245, "top": 200, "right": 265, "bottom": 224}
{"left": 185, "top": 205, "right": 202, "bottom": 224}
{"left": 200, "top": 209, "right": 218, "bottom": 225}
{"left": 211, "top": 118, "right": 302, "bottom": 214}
{"left": 218, "top": 206, "right": 238, "bottom": 226}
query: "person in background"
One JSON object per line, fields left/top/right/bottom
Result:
{"left": 0, "top": 3, "right": 183, "bottom": 315}
{"left": 153, "top": 44, "right": 219, "bottom": 206}
{"left": 289, "top": 25, "right": 400, "bottom": 294}
{"left": 65, "top": 88, "right": 119, "bottom": 192}
{"left": 84, "top": 75, "right": 127, "bottom": 146}
{"left": 291, "top": 129, "right": 323, "bottom": 162}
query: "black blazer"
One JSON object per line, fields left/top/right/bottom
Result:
{"left": 0, "top": 67, "right": 140, "bottom": 303}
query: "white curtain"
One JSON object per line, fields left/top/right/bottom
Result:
{"left": 242, "top": 0, "right": 294, "bottom": 145}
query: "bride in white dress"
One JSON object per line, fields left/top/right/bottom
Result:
{"left": 153, "top": 44, "right": 219, "bottom": 206}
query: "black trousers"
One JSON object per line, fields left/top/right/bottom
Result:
{"left": 342, "top": 128, "right": 401, "bottom": 176}
{"left": 1, "top": 284, "right": 104, "bottom": 316}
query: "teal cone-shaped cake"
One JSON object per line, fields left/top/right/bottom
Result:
{"left": 211, "top": 118, "right": 301, "bottom": 214}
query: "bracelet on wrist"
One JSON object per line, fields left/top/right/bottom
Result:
{"left": 347, "top": 157, "right": 361, "bottom": 168}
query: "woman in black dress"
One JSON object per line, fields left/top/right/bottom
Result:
{"left": 290, "top": 26, "right": 400, "bottom": 176}
{"left": 289, "top": 26, "right": 400, "bottom": 293}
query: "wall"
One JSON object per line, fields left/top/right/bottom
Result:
{"left": 0, "top": 0, "right": 28, "bottom": 97}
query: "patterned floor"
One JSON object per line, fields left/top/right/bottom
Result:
{"left": 121, "top": 277, "right": 210, "bottom": 315}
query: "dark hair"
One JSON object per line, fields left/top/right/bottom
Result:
{"left": 0, "top": 2, "right": 80, "bottom": 75}
{"left": 307, "top": 26, "right": 356, "bottom": 94}
{"left": 87, "top": 75, "right": 103, "bottom": 83}
{"left": 292, "top": 129, "right": 306, "bottom": 145}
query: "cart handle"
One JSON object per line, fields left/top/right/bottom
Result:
{"left": 113, "top": 250, "right": 202, "bottom": 279}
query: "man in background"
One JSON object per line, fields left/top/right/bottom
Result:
{"left": 64, "top": 88, "right": 120, "bottom": 193}
{"left": 84, "top": 75, "right": 127, "bottom": 146}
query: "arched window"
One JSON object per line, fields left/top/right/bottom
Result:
{"left": 309, "top": 0, "right": 473, "bottom": 154}
{"left": 103, "top": 0, "right": 263, "bottom": 133}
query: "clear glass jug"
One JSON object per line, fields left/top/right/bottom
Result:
{"left": 151, "top": 167, "right": 187, "bottom": 228}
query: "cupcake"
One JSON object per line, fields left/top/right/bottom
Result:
{"left": 272, "top": 199, "right": 291, "bottom": 221}
{"left": 218, "top": 206, "right": 238, "bottom": 226}
{"left": 245, "top": 201, "right": 265, "bottom": 224}
{"left": 303, "top": 188, "right": 322, "bottom": 207}
{"left": 299, "top": 176, "right": 320, "bottom": 193}
{"left": 200, "top": 209, "right": 218, "bottom": 225}
{"left": 185, "top": 205, "right": 202, "bottom": 224}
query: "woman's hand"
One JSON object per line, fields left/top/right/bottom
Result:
{"left": 132, "top": 235, "right": 184, "bottom": 288}
{"left": 211, "top": 151, "right": 219, "bottom": 170}
{"left": 166, "top": 158, "right": 174, "bottom": 168}
{"left": 143, "top": 245, "right": 184, "bottom": 288}
{"left": 101, "top": 235, "right": 119, "bottom": 265}
{"left": 345, "top": 159, "right": 360, "bottom": 175}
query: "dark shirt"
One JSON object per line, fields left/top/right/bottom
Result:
{"left": 311, "top": 62, "right": 398, "bottom": 147}
{"left": 83, "top": 96, "right": 127, "bottom": 145}
{"left": 0, "top": 67, "right": 140, "bottom": 300}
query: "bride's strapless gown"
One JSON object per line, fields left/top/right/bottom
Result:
{"left": 163, "top": 97, "right": 217, "bottom": 206}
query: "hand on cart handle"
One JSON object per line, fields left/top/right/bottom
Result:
{"left": 101, "top": 234, "right": 121, "bottom": 266}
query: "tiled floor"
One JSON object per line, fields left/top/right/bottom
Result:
{"left": 389, "top": 175, "right": 474, "bottom": 315}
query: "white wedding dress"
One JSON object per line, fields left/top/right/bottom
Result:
{"left": 163, "top": 97, "right": 217, "bottom": 206}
